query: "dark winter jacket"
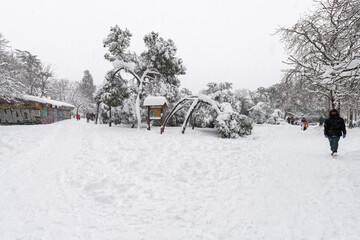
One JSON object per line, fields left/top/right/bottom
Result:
{"left": 324, "top": 114, "right": 346, "bottom": 137}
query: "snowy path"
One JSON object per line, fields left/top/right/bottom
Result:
{"left": 1, "top": 120, "right": 360, "bottom": 239}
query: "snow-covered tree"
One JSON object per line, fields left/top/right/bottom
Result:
{"left": 100, "top": 26, "right": 186, "bottom": 128}
{"left": 202, "top": 82, "right": 241, "bottom": 112}
{"left": 248, "top": 102, "right": 272, "bottom": 124}
{"left": 267, "top": 109, "right": 286, "bottom": 125}
{"left": 103, "top": 26, "right": 134, "bottom": 63}
{"left": 141, "top": 32, "right": 186, "bottom": 102}
{"left": 39, "top": 64, "right": 54, "bottom": 97}
{"left": 95, "top": 70, "right": 133, "bottom": 125}
{"left": 68, "top": 81, "right": 91, "bottom": 116}
{"left": 194, "top": 82, "right": 241, "bottom": 128}
{"left": 15, "top": 49, "right": 42, "bottom": 96}
{"left": 278, "top": 0, "right": 360, "bottom": 111}
{"left": 0, "top": 33, "right": 25, "bottom": 101}
{"left": 234, "top": 88, "right": 253, "bottom": 116}
{"left": 0, "top": 33, "right": 69, "bottom": 103}
{"left": 79, "top": 70, "right": 96, "bottom": 102}
{"left": 49, "top": 78, "right": 71, "bottom": 102}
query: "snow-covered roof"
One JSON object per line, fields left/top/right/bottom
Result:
{"left": 21, "top": 95, "right": 75, "bottom": 108}
{"left": 143, "top": 96, "right": 168, "bottom": 107}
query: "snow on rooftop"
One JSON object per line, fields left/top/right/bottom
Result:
{"left": 143, "top": 96, "right": 168, "bottom": 106}
{"left": 22, "top": 95, "right": 75, "bottom": 108}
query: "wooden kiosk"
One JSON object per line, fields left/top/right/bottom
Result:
{"left": 143, "top": 96, "right": 168, "bottom": 131}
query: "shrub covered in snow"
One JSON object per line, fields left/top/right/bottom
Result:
{"left": 354, "top": 119, "right": 360, "bottom": 128}
{"left": 215, "top": 112, "right": 253, "bottom": 138}
{"left": 192, "top": 106, "right": 217, "bottom": 128}
{"left": 266, "top": 109, "right": 285, "bottom": 125}
{"left": 248, "top": 102, "right": 271, "bottom": 124}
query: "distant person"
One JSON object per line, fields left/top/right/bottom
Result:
{"left": 301, "top": 117, "right": 308, "bottom": 131}
{"left": 287, "top": 116, "right": 291, "bottom": 124}
{"left": 290, "top": 116, "right": 295, "bottom": 125}
{"left": 324, "top": 109, "right": 346, "bottom": 156}
{"left": 319, "top": 116, "right": 325, "bottom": 126}
{"left": 86, "top": 112, "right": 90, "bottom": 123}
{"left": 76, "top": 114, "right": 80, "bottom": 121}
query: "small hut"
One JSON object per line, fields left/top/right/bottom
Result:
{"left": 143, "top": 96, "right": 168, "bottom": 131}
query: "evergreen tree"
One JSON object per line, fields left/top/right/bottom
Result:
{"left": 79, "top": 70, "right": 96, "bottom": 102}
{"left": 141, "top": 32, "right": 186, "bottom": 103}
{"left": 99, "top": 26, "right": 186, "bottom": 128}
{"left": 68, "top": 81, "right": 91, "bottom": 116}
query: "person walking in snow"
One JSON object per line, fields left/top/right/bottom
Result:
{"left": 76, "top": 114, "right": 80, "bottom": 121}
{"left": 86, "top": 112, "right": 90, "bottom": 123}
{"left": 324, "top": 109, "right": 346, "bottom": 156}
{"left": 300, "top": 117, "right": 308, "bottom": 131}
{"left": 290, "top": 116, "right": 295, "bottom": 125}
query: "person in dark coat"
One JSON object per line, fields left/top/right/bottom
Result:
{"left": 86, "top": 112, "right": 90, "bottom": 123}
{"left": 287, "top": 116, "right": 291, "bottom": 124}
{"left": 324, "top": 109, "right": 346, "bottom": 156}
{"left": 290, "top": 116, "right": 295, "bottom": 125}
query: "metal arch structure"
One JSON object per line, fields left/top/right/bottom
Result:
{"left": 160, "top": 95, "right": 221, "bottom": 134}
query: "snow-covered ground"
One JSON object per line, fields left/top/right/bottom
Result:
{"left": 1, "top": 120, "right": 360, "bottom": 240}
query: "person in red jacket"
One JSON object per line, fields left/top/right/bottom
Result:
{"left": 76, "top": 114, "right": 80, "bottom": 121}
{"left": 301, "top": 117, "right": 308, "bottom": 131}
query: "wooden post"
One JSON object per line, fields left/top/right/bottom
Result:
{"left": 147, "top": 106, "right": 151, "bottom": 130}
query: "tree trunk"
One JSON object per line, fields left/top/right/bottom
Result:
{"left": 192, "top": 117, "right": 196, "bottom": 130}
{"left": 109, "top": 106, "right": 112, "bottom": 127}
{"left": 147, "top": 106, "right": 151, "bottom": 130}
{"left": 95, "top": 102, "right": 100, "bottom": 124}
{"left": 349, "top": 109, "right": 353, "bottom": 129}
{"left": 135, "top": 93, "right": 141, "bottom": 130}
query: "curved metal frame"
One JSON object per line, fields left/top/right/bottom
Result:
{"left": 161, "top": 96, "right": 221, "bottom": 134}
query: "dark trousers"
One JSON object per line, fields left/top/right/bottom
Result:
{"left": 328, "top": 136, "right": 340, "bottom": 152}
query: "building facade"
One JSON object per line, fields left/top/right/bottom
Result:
{"left": 0, "top": 95, "right": 75, "bottom": 125}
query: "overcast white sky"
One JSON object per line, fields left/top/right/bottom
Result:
{"left": 0, "top": 0, "right": 314, "bottom": 93}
